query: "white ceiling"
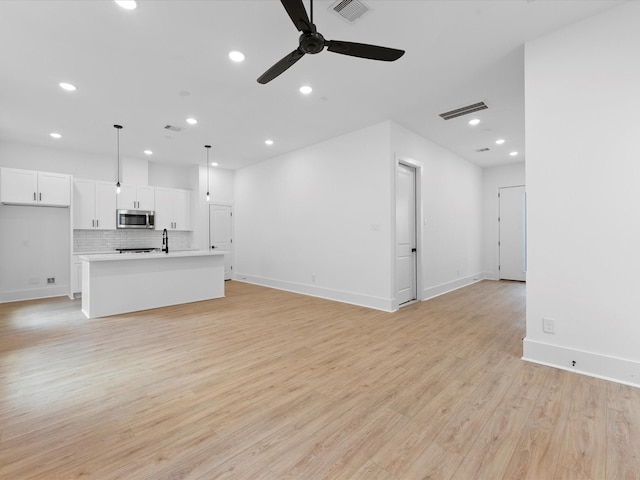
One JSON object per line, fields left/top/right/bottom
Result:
{"left": 0, "top": 0, "right": 625, "bottom": 171}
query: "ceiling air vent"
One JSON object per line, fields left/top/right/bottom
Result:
{"left": 439, "top": 101, "right": 488, "bottom": 120}
{"left": 330, "top": 0, "right": 372, "bottom": 23}
{"left": 476, "top": 148, "right": 490, "bottom": 152}
{"left": 164, "top": 125, "right": 182, "bottom": 132}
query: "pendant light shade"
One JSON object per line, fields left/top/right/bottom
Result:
{"left": 205, "top": 145, "right": 211, "bottom": 202}
{"left": 114, "top": 124, "right": 122, "bottom": 194}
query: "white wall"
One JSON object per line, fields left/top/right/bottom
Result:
{"left": 391, "top": 122, "right": 484, "bottom": 299}
{"left": 482, "top": 163, "right": 525, "bottom": 279}
{"left": 234, "top": 122, "right": 395, "bottom": 310}
{"left": 523, "top": 2, "right": 640, "bottom": 387}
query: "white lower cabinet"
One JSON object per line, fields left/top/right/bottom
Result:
{"left": 155, "top": 187, "right": 191, "bottom": 230}
{"left": 72, "top": 255, "right": 82, "bottom": 294}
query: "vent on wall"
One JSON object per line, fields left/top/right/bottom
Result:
{"left": 164, "top": 125, "right": 182, "bottom": 132}
{"left": 330, "top": 0, "right": 372, "bottom": 23}
{"left": 439, "top": 101, "right": 488, "bottom": 120}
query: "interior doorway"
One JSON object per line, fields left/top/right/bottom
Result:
{"left": 396, "top": 162, "right": 418, "bottom": 305}
{"left": 499, "top": 185, "right": 526, "bottom": 281}
{"left": 209, "top": 204, "right": 233, "bottom": 280}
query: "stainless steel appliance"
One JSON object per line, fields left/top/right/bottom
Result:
{"left": 116, "top": 209, "right": 155, "bottom": 229}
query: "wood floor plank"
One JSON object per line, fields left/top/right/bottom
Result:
{"left": 1, "top": 280, "right": 638, "bottom": 480}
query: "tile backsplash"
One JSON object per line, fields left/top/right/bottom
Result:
{"left": 74, "top": 229, "right": 193, "bottom": 253}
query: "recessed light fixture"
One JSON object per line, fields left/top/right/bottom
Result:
{"left": 186, "top": 118, "right": 198, "bottom": 125}
{"left": 229, "top": 51, "right": 245, "bottom": 62}
{"left": 115, "top": 0, "right": 137, "bottom": 10}
{"left": 59, "top": 82, "right": 77, "bottom": 92}
{"left": 49, "top": 132, "right": 62, "bottom": 139}
{"left": 495, "top": 139, "right": 506, "bottom": 145}
{"left": 211, "top": 162, "right": 219, "bottom": 167}
{"left": 299, "top": 85, "right": 312, "bottom": 95}
{"left": 265, "top": 139, "right": 274, "bottom": 146}
{"left": 468, "top": 118, "right": 481, "bottom": 126}
{"left": 144, "top": 150, "right": 153, "bottom": 155}
{"left": 509, "top": 151, "right": 519, "bottom": 157}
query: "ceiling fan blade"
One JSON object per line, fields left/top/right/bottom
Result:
{"left": 280, "top": 0, "right": 313, "bottom": 33}
{"left": 257, "top": 48, "right": 306, "bottom": 84}
{"left": 326, "top": 40, "right": 405, "bottom": 61}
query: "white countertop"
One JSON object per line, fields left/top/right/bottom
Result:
{"left": 80, "top": 250, "right": 226, "bottom": 262}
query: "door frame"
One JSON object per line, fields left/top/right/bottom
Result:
{"left": 393, "top": 155, "right": 423, "bottom": 310}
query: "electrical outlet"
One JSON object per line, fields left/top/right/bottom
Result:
{"left": 47, "top": 277, "right": 55, "bottom": 284}
{"left": 543, "top": 317, "right": 555, "bottom": 334}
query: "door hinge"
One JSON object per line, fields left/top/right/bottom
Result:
{"left": 498, "top": 192, "right": 501, "bottom": 198}
{"left": 498, "top": 241, "right": 500, "bottom": 246}
{"left": 230, "top": 239, "right": 233, "bottom": 243}
{"left": 230, "top": 212, "right": 233, "bottom": 216}
{"left": 499, "top": 265, "right": 501, "bottom": 270}
{"left": 498, "top": 216, "right": 500, "bottom": 222}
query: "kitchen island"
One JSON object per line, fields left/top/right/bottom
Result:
{"left": 80, "top": 250, "right": 225, "bottom": 319}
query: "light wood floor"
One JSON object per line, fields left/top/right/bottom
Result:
{"left": 1, "top": 280, "right": 638, "bottom": 479}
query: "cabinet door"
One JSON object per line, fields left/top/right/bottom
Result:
{"left": 173, "top": 189, "right": 191, "bottom": 230}
{"left": 0, "top": 168, "right": 38, "bottom": 204}
{"left": 95, "top": 181, "right": 117, "bottom": 229}
{"left": 137, "top": 186, "right": 155, "bottom": 211}
{"left": 154, "top": 187, "right": 173, "bottom": 230}
{"left": 37, "top": 171, "right": 71, "bottom": 206}
{"left": 73, "top": 179, "right": 97, "bottom": 229}
{"left": 116, "top": 184, "right": 137, "bottom": 209}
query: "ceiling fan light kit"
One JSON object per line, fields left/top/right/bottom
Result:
{"left": 257, "top": 0, "right": 405, "bottom": 84}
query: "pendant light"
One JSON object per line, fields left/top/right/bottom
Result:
{"left": 205, "top": 145, "right": 211, "bottom": 202}
{"left": 114, "top": 124, "right": 122, "bottom": 194}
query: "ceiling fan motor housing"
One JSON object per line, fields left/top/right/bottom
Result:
{"left": 300, "top": 31, "right": 326, "bottom": 54}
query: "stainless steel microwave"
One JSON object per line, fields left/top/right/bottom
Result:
{"left": 116, "top": 209, "right": 155, "bottom": 229}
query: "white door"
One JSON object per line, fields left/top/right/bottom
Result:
{"left": 396, "top": 163, "right": 417, "bottom": 305}
{"left": 499, "top": 185, "right": 526, "bottom": 281}
{"left": 209, "top": 204, "right": 233, "bottom": 280}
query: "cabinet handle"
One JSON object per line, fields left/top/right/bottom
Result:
{"left": 39, "top": 192, "right": 42, "bottom": 201}
{"left": 92, "top": 219, "right": 95, "bottom": 227}
{"left": 33, "top": 192, "right": 36, "bottom": 201}
{"left": 96, "top": 219, "right": 99, "bottom": 228}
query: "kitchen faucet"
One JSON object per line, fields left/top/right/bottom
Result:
{"left": 162, "top": 228, "right": 169, "bottom": 254}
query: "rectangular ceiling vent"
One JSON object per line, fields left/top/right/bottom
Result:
{"left": 439, "top": 101, "right": 488, "bottom": 120}
{"left": 476, "top": 147, "right": 490, "bottom": 152}
{"left": 330, "top": 0, "right": 372, "bottom": 23}
{"left": 164, "top": 125, "right": 182, "bottom": 132}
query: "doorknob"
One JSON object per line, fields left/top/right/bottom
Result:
{"left": 211, "top": 245, "right": 216, "bottom": 249}
{"left": 411, "top": 248, "right": 417, "bottom": 253}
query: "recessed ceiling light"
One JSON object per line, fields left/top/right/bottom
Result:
{"left": 229, "top": 51, "right": 245, "bottom": 62}
{"left": 49, "top": 132, "right": 62, "bottom": 139}
{"left": 265, "top": 139, "right": 274, "bottom": 146}
{"left": 211, "top": 162, "right": 219, "bottom": 167}
{"left": 59, "top": 82, "right": 77, "bottom": 92}
{"left": 144, "top": 150, "right": 153, "bottom": 155}
{"left": 468, "top": 118, "right": 480, "bottom": 126}
{"left": 509, "top": 151, "right": 519, "bottom": 157}
{"left": 495, "top": 139, "right": 506, "bottom": 145}
{"left": 186, "top": 118, "right": 198, "bottom": 125}
{"left": 115, "top": 0, "right": 137, "bottom": 10}
{"left": 299, "top": 85, "right": 312, "bottom": 95}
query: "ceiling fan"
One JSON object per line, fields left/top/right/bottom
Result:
{"left": 257, "top": 0, "right": 405, "bottom": 84}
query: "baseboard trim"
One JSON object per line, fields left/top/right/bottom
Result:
{"left": 523, "top": 338, "right": 640, "bottom": 388}
{"left": 234, "top": 274, "right": 395, "bottom": 312}
{"left": 0, "top": 285, "right": 70, "bottom": 303}
{"left": 422, "top": 274, "right": 483, "bottom": 302}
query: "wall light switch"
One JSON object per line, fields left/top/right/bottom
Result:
{"left": 543, "top": 317, "right": 555, "bottom": 334}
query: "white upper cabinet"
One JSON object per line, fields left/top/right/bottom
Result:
{"left": 0, "top": 168, "right": 70, "bottom": 206}
{"left": 116, "top": 184, "right": 155, "bottom": 210}
{"left": 73, "top": 178, "right": 116, "bottom": 229}
{"left": 154, "top": 187, "right": 191, "bottom": 231}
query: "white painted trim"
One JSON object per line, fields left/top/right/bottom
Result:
{"left": 422, "top": 274, "right": 483, "bottom": 302}
{"left": 1, "top": 286, "right": 70, "bottom": 303}
{"left": 482, "top": 271, "right": 499, "bottom": 281}
{"left": 235, "top": 274, "right": 395, "bottom": 312}
{"left": 523, "top": 338, "right": 640, "bottom": 388}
